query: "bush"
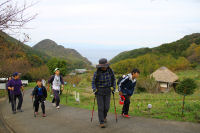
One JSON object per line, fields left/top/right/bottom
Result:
{"left": 176, "top": 78, "right": 197, "bottom": 96}
{"left": 136, "top": 77, "right": 158, "bottom": 93}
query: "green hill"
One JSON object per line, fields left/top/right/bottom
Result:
{"left": 33, "top": 39, "right": 92, "bottom": 69}
{"left": 110, "top": 33, "right": 200, "bottom": 64}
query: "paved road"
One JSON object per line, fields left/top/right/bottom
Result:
{"left": 0, "top": 89, "right": 200, "bottom": 133}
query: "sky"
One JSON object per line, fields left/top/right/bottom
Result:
{"left": 14, "top": 0, "right": 200, "bottom": 64}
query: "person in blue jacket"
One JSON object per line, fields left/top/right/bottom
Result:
{"left": 118, "top": 68, "right": 140, "bottom": 118}
{"left": 32, "top": 79, "right": 47, "bottom": 117}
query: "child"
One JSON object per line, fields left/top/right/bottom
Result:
{"left": 32, "top": 79, "right": 47, "bottom": 117}
{"left": 118, "top": 68, "right": 140, "bottom": 118}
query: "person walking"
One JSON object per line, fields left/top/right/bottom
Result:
{"left": 92, "top": 58, "right": 116, "bottom": 128}
{"left": 48, "top": 68, "right": 64, "bottom": 109}
{"left": 7, "top": 72, "right": 24, "bottom": 114}
{"left": 118, "top": 69, "right": 140, "bottom": 118}
{"left": 32, "top": 79, "right": 47, "bottom": 117}
{"left": 6, "top": 76, "right": 12, "bottom": 103}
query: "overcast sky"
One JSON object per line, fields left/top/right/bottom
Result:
{"left": 16, "top": 0, "right": 200, "bottom": 64}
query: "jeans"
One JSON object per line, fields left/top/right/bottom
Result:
{"left": 10, "top": 93, "right": 23, "bottom": 112}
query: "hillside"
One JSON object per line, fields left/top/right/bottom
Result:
{"left": 33, "top": 39, "right": 92, "bottom": 69}
{"left": 0, "top": 31, "right": 52, "bottom": 77}
{"left": 110, "top": 33, "right": 200, "bottom": 64}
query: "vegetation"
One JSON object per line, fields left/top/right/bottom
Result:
{"left": 110, "top": 33, "right": 200, "bottom": 67}
{"left": 33, "top": 39, "right": 92, "bottom": 69}
{"left": 0, "top": 31, "right": 92, "bottom": 80}
{"left": 111, "top": 53, "right": 190, "bottom": 75}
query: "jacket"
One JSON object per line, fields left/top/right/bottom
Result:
{"left": 118, "top": 73, "right": 137, "bottom": 96}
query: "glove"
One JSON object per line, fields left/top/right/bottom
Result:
{"left": 111, "top": 87, "right": 115, "bottom": 95}
{"left": 93, "top": 89, "right": 98, "bottom": 95}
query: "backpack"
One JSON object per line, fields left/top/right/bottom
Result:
{"left": 117, "top": 75, "right": 126, "bottom": 86}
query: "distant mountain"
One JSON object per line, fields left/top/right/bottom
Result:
{"left": 110, "top": 33, "right": 200, "bottom": 64}
{"left": 33, "top": 39, "right": 92, "bottom": 68}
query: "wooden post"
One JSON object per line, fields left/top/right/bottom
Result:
{"left": 182, "top": 90, "right": 186, "bottom": 116}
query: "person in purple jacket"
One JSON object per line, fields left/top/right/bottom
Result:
{"left": 8, "top": 72, "right": 24, "bottom": 114}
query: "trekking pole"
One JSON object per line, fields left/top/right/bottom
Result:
{"left": 112, "top": 93, "right": 118, "bottom": 123}
{"left": 32, "top": 97, "right": 36, "bottom": 117}
{"left": 91, "top": 95, "right": 96, "bottom": 122}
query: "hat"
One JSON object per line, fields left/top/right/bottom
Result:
{"left": 96, "top": 58, "right": 109, "bottom": 68}
{"left": 12, "top": 72, "right": 19, "bottom": 77}
{"left": 54, "top": 68, "right": 60, "bottom": 72}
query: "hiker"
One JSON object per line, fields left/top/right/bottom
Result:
{"left": 7, "top": 72, "right": 24, "bottom": 114}
{"left": 48, "top": 68, "right": 64, "bottom": 109}
{"left": 118, "top": 68, "right": 140, "bottom": 118}
{"left": 92, "top": 58, "right": 116, "bottom": 128}
{"left": 32, "top": 79, "right": 47, "bottom": 117}
{"left": 6, "top": 76, "right": 12, "bottom": 103}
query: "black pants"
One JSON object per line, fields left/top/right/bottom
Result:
{"left": 52, "top": 90, "right": 60, "bottom": 107}
{"left": 34, "top": 97, "right": 45, "bottom": 114}
{"left": 10, "top": 93, "right": 23, "bottom": 112}
{"left": 122, "top": 95, "right": 130, "bottom": 115}
{"left": 96, "top": 94, "right": 111, "bottom": 124}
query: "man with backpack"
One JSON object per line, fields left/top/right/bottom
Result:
{"left": 118, "top": 68, "right": 140, "bottom": 118}
{"left": 48, "top": 68, "right": 64, "bottom": 109}
{"left": 92, "top": 58, "right": 116, "bottom": 128}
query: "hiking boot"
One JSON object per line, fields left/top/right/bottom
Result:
{"left": 42, "top": 114, "right": 46, "bottom": 117}
{"left": 56, "top": 106, "right": 60, "bottom": 109}
{"left": 100, "top": 124, "right": 105, "bottom": 128}
{"left": 123, "top": 114, "right": 131, "bottom": 118}
{"left": 104, "top": 118, "right": 107, "bottom": 123}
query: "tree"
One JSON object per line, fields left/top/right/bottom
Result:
{"left": 176, "top": 78, "right": 198, "bottom": 116}
{"left": 47, "top": 58, "right": 68, "bottom": 76}
{"left": 0, "top": 0, "right": 37, "bottom": 41}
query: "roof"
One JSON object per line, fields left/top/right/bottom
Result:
{"left": 150, "top": 67, "right": 179, "bottom": 83}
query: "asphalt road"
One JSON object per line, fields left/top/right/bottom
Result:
{"left": 0, "top": 89, "right": 200, "bottom": 133}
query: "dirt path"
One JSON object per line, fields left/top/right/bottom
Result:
{"left": 0, "top": 89, "right": 200, "bottom": 133}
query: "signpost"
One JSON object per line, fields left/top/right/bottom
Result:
{"left": 0, "top": 83, "right": 6, "bottom": 90}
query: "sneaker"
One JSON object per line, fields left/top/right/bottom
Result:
{"left": 56, "top": 106, "right": 60, "bottom": 109}
{"left": 123, "top": 114, "right": 131, "bottom": 118}
{"left": 100, "top": 124, "right": 105, "bottom": 128}
{"left": 52, "top": 103, "right": 56, "bottom": 107}
{"left": 35, "top": 112, "right": 38, "bottom": 115}
{"left": 42, "top": 114, "right": 46, "bottom": 117}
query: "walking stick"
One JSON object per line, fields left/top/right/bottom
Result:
{"left": 112, "top": 93, "right": 118, "bottom": 123}
{"left": 32, "top": 97, "right": 36, "bottom": 117}
{"left": 91, "top": 96, "right": 96, "bottom": 122}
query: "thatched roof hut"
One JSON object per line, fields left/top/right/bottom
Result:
{"left": 151, "top": 67, "right": 179, "bottom": 92}
{"left": 151, "top": 67, "right": 178, "bottom": 83}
